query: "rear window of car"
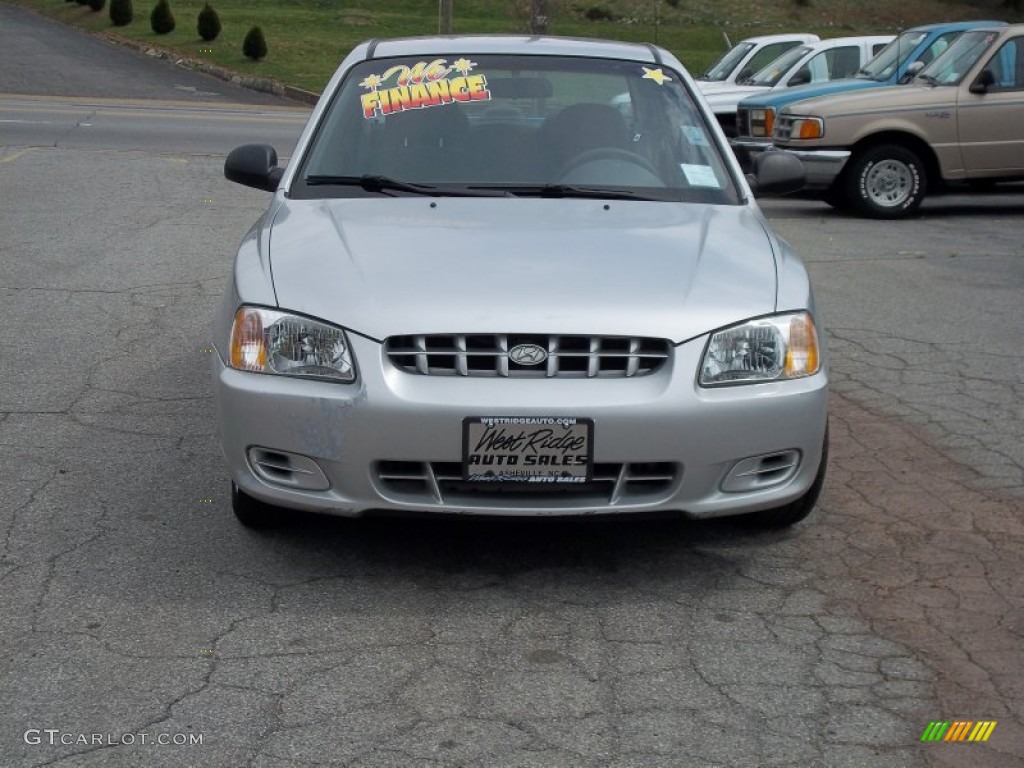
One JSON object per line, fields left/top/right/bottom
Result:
{"left": 294, "top": 54, "right": 740, "bottom": 205}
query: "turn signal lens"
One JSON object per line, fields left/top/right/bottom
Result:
{"left": 230, "top": 308, "right": 267, "bottom": 371}
{"left": 793, "top": 117, "right": 824, "bottom": 140}
{"left": 783, "top": 313, "right": 820, "bottom": 377}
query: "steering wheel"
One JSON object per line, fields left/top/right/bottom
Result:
{"left": 557, "top": 147, "right": 662, "bottom": 182}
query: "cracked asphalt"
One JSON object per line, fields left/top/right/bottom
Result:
{"left": 2, "top": 7, "right": 1023, "bottom": 767}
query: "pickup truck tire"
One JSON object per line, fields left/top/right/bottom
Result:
{"left": 845, "top": 144, "right": 926, "bottom": 219}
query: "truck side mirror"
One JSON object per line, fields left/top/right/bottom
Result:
{"left": 900, "top": 61, "right": 925, "bottom": 84}
{"left": 969, "top": 69, "right": 996, "bottom": 95}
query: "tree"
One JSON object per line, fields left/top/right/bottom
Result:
{"left": 109, "top": 0, "right": 132, "bottom": 25}
{"left": 242, "top": 25, "right": 267, "bottom": 61}
{"left": 197, "top": 3, "right": 221, "bottom": 41}
{"left": 87, "top": 0, "right": 106, "bottom": 10}
{"left": 150, "top": 0, "right": 175, "bottom": 34}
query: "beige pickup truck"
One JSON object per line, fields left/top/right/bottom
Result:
{"left": 772, "top": 24, "right": 1024, "bottom": 218}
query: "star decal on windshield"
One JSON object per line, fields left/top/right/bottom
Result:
{"left": 641, "top": 67, "right": 672, "bottom": 85}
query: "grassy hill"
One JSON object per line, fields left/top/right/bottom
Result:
{"left": 12, "top": 0, "right": 1021, "bottom": 93}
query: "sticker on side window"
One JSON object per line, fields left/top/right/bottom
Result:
{"left": 680, "top": 164, "right": 721, "bottom": 188}
{"left": 359, "top": 58, "right": 491, "bottom": 119}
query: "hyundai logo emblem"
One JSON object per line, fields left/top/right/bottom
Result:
{"left": 508, "top": 343, "right": 548, "bottom": 366}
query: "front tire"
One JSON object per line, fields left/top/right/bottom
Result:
{"left": 743, "top": 426, "right": 829, "bottom": 529}
{"left": 844, "top": 144, "right": 926, "bottom": 219}
{"left": 231, "top": 482, "right": 280, "bottom": 529}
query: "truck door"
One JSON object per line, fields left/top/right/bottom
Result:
{"left": 958, "top": 36, "right": 1024, "bottom": 176}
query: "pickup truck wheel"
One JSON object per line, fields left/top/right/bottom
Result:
{"left": 845, "top": 144, "right": 926, "bottom": 219}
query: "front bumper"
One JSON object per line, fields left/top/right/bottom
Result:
{"left": 776, "top": 148, "right": 851, "bottom": 188}
{"left": 213, "top": 333, "right": 829, "bottom": 519}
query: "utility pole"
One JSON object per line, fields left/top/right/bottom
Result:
{"left": 530, "top": 0, "right": 548, "bottom": 35}
{"left": 439, "top": 0, "right": 453, "bottom": 34}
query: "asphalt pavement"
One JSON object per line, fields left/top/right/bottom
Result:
{"left": 1, "top": 7, "right": 1023, "bottom": 767}
{"left": 0, "top": 3, "right": 297, "bottom": 105}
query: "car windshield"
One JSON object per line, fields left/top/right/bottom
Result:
{"left": 296, "top": 54, "right": 739, "bottom": 204}
{"left": 917, "top": 29, "right": 1000, "bottom": 84}
{"left": 746, "top": 46, "right": 812, "bottom": 86}
{"left": 857, "top": 30, "right": 928, "bottom": 80}
{"left": 700, "top": 42, "right": 755, "bottom": 81}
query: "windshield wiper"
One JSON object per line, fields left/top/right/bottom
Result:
{"left": 303, "top": 175, "right": 506, "bottom": 197}
{"left": 488, "top": 184, "right": 654, "bottom": 201}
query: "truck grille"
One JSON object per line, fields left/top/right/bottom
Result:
{"left": 736, "top": 108, "right": 751, "bottom": 138}
{"left": 385, "top": 334, "right": 670, "bottom": 378}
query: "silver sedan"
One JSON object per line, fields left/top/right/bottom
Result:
{"left": 213, "top": 35, "right": 827, "bottom": 529}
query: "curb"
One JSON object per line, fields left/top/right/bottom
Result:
{"left": 101, "top": 31, "right": 322, "bottom": 106}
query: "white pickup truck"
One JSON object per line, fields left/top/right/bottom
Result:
{"left": 695, "top": 33, "right": 819, "bottom": 91}
{"left": 702, "top": 36, "right": 894, "bottom": 136}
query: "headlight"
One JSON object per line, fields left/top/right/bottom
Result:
{"left": 700, "top": 312, "right": 820, "bottom": 387}
{"left": 229, "top": 307, "right": 356, "bottom": 382}
{"left": 780, "top": 116, "right": 824, "bottom": 140}
{"left": 748, "top": 108, "right": 775, "bottom": 137}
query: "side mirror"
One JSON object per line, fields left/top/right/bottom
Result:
{"left": 969, "top": 69, "right": 995, "bottom": 95}
{"left": 225, "top": 144, "right": 284, "bottom": 192}
{"left": 746, "top": 150, "right": 805, "bottom": 197}
{"left": 900, "top": 61, "right": 925, "bottom": 84}
{"left": 736, "top": 67, "right": 754, "bottom": 82}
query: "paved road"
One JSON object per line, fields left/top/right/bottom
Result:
{"left": 1, "top": 8, "right": 1023, "bottom": 768}
{"left": 0, "top": 3, "right": 297, "bottom": 105}
{"left": 0, "top": 95, "right": 309, "bottom": 156}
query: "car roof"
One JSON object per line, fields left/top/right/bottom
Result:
{"left": 735, "top": 33, "right": 819, "bottom": 44}
{"left": 804, "top": 35, "right": 895, "bottom": 48}
{"left": 904, "top": 19, "right": 1006, "bottom": 32}
{"left": 361, "top": 35, "right": 663, "bottom": 64}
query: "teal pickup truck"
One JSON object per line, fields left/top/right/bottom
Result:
{"left": 731, "top": 20, "right": 1005, "bottom": 161}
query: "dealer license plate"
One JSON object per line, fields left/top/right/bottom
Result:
{"left": 463, "top": 417, "right": 593, "bottom": 483}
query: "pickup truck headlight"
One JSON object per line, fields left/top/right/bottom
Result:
{"left": 748, "top": 108, "right": 775, "bottom": 138}
{"left": 777, "top": 116, "right": 824, "bottom": 141}
{"left": 229, "top": 307, "right": 356, "bottom": 382}
{"left": 699, "top": 312, "right": 820, "bottom": 387}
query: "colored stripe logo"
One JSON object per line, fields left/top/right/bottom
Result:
{"left": 920, "top": 721, "right": 997, "bottom": 742}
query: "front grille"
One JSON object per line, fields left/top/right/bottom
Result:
{"left": 385, "top": 334, "right": 670, "bottom": 378}
{"left": 736, "top": 108, "right": 751, "bottom": 138}
{"left": 375, "top": 461, "right": 680, "bottom": 508}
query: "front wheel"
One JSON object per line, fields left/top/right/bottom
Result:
{"left": 844, "top": 144, "right": 926, "bottom": 219}
{"left": 231, "top": 482, "right": 281, "bottom": 529}
{"left": 742, "top": 426, "right": 828, "bottom": 529}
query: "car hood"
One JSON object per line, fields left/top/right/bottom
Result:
{"left": 704, "top": 86, "right": 770, "bottom": 108}
{"left": 266, "top": 198, "right": 778, "bottom": 343}
{"left": 739, "top": 77, "right": 880, "bottom": 108}
{"left": 781, "top": 82, "right": 954, "bottom": 117}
